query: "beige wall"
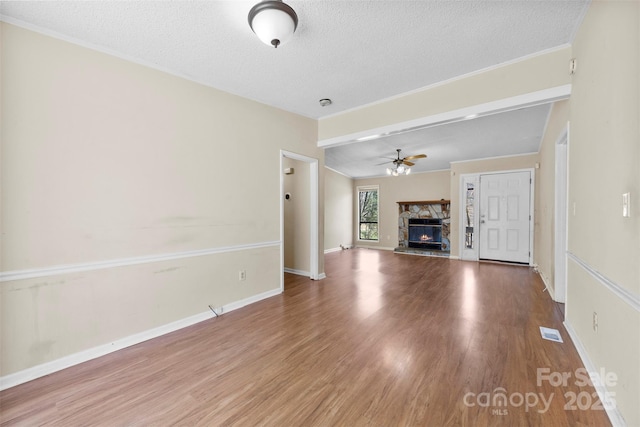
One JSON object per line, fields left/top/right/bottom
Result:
{"left": 450, "top": 154, "right": 539, "bottom": 258}
{"left": 354, "top": 171, "right": 451, "bottom": 249}
{"left": 283, "top": 158, "right": 310, "bottom": 272}
{"left": 0, "top": 23, "right": 323, "bottom": 376}
{"left": 569, "top": 1, "right": 639, "bottom": 294}
{"left": 319, "top": 47, "right": 571, "bottom": 140}
{"left": 534, "top": 100, "right": 570, "bottom": 296}
{"left": 324, "top": 167, "right": 353, "bottom": 251}
{"left": 566, "top": 1, "right": 640, "bottom": 425}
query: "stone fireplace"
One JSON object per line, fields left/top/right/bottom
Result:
{"left": 396, "top": 200, "right": 450, "bottom": 255}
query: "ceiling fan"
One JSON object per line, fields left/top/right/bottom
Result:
{"left": 378, "top": 149, "right": 427, "bottom": 175}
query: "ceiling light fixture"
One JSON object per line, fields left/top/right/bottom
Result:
{"left": 386, "top": 164, "right": 411, "bottom": 176}
{"left": 248, "top": 0, "right": 298, "bottom": 48}
{"left": 319, "top": 98, "right": 332, "bottom": 107}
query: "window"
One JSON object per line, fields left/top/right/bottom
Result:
{"left": 464, "top": 182, "right": 475, "bottom": 249}
{"left": 358, "top": 186, "right": 379, "bottom": 241}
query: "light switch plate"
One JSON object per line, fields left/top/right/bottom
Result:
{"left": 622, "top": 192, "right": 631, "bottom": 217}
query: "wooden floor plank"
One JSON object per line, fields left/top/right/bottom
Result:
{"left": 0, "top": 249, "right": 612, "bottom": 426}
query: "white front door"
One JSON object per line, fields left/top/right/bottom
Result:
{"left": 479, "top": 171, "right": 531, "bottom": 264}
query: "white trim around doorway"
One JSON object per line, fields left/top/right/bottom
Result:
{"left": 280, "top": 150, "right": 321, "bottom": 288}
{"left": 459, "top": 168, "right": 535, "bottom": 265}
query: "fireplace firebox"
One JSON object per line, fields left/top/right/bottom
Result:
{"left": 408, "top": 218, "right": 443, "bottom": 250}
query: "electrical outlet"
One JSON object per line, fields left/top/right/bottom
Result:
{"left": 593, "top": 311, "right": 598, "bottom": 333}
{"left": 239, "top": 270, "right": 246, "bottom": 281}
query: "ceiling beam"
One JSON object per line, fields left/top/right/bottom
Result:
{"left": 317, "top": 84, "right": 571, "bottom": 149}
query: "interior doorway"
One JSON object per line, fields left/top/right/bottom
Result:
{"left": 283, "top": 157, "right": 310, "bottom": 275}
{"left": 280, "top": 151, "right": 320, "bottom": 290}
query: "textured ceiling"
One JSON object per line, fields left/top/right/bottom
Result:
{"left": 0, "top": 1, "right": 588, "bottom": 177}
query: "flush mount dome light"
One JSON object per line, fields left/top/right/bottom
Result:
{"left": 248, "top": 0, "right": 298, "bottom": 48}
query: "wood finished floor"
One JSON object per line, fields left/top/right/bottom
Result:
{"left": 1, "top": 249, "right": 611, "bottom": 426}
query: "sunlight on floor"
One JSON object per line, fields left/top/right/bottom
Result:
{"left": 383, "top": 343, "right": 414, "bottom": 378}
{"left": 459, "top": 264, "right": 478, "bottom": 343}
{"left": 462, "top": 264, "right": 478, "bottom": 320}
{"left": 355, "top": 271, "right": 384, "bottom": 319}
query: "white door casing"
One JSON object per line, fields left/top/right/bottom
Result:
{"left": 280, "top": 150, "right": 320, "bottom": 287}
{"left": 479, "top": 171, "right": 532, "bottom": 264}
{"left": 554, "top": 126, "right": 569, "bottom": 303}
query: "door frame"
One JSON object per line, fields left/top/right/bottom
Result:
{"left": 460, "top": 168, "right": 535, "bottom": 265}
{"left": 280, "top": 150, "right": 320, "bottom": 290}
{"left": 553, "top": 124, "right": 569, "bottom": 303}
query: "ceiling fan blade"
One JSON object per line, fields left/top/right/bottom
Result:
{"left": 404, "top": 154, "right": 427, "bottom": 160}
{"left": 375, "top": 160, "right": 393, "bottom": 166}
{"left": 402, "top": 160, "right": 415, "bottom": 167}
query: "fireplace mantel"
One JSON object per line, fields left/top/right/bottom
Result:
{"left": 398, "top": 200, "right": 450, "bottom": 210}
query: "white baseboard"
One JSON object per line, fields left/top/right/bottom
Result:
{"left": 217, "top": 288, "right": 281, "bottom": 315}
{"left": 283, "top": 267, "right": 310, "bottom": 277}
{"left": 0, "top": 287, "right": 281, "bottom": 391}
{"left": 563, "top": 321, "right": 626, "bottom": 427}
{"left": 325, "top": 245, "right": 354, "bottom": 254}
{"left": 282, "top": 269, "right": 325, "bottom": 280}
{"left": 537, "top": 269, "right": 556, "bottom": 300}
{"left": 356, "top": 245, "right": 395, "bottom": 251}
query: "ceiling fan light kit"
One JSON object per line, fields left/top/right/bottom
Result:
{"left": 387, "top": 165, "right": 411, "bottom": 176}
{"left": 248, "top": 0, "right": 298, "bottom": 48}
{"left": 383, "top": 149, "right": 426, "bottom": 176}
